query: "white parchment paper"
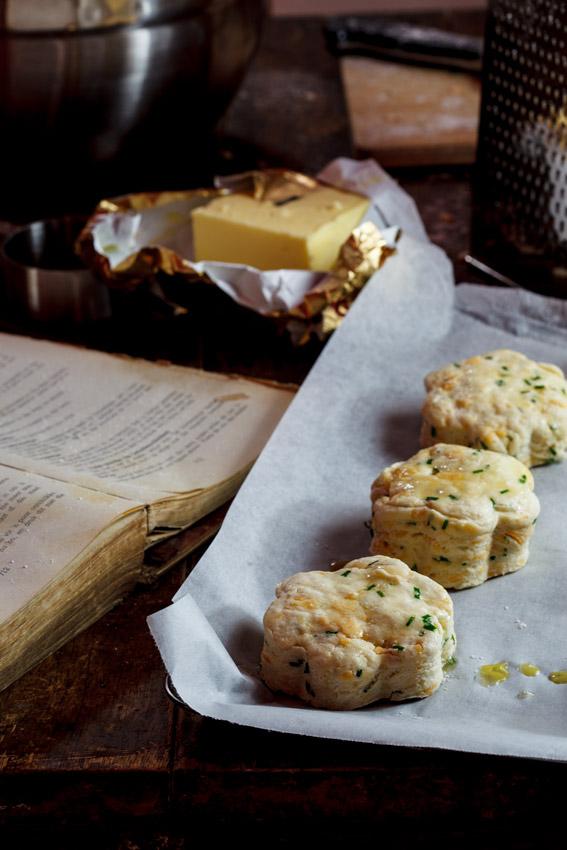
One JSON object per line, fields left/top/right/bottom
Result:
{"left": 149, "top": 234, "right": 567, "bottom": 762}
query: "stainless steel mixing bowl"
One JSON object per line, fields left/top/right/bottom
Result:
{"left": 0, "top": 0, "right": 265, "bottom": 222}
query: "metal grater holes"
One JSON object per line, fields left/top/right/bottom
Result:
{"left": 476, "top": 1, "right": 567, "bottom": 258}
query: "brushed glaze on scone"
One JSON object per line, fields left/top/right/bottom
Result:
{"left": 260, "top": 556, "right": 455, "bottom": 710}
{"left": 421, "top": 349, "right": 567, "bottom": 467}
{"left": 370, "top": 444, "right": 540, "bottom": 589}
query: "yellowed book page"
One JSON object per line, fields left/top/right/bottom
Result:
{"left": 0, "top": 334, "right": 293, "bottom": 504}
{"left": 0, "top": 465, "right": 142, "bottom": 623}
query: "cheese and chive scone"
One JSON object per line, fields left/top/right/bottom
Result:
{"left": 421, "top": 349, "right": 567, "bottom": 467}
{"left": 191, "top": 184, "right": 369, "bottom": 271}
{"left": 370, "top": 444, "right": 540, "bottom": 590}
{"left": 260, "top": 556, "right": 455, "bottom": 711}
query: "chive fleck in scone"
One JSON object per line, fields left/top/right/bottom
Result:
{"left": 421, "top": 349, "right": 567, "bottom": 467}
{"left": 260, "top": 556, "right": 455, "bottom": 710}
{"left": 370, "top": 444, "right": 540, "bottom": 589}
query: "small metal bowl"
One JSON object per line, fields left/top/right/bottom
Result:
{"left": 1, "top": 216, "right": 111, "bottom": 322}
{"left": 164, "top": 674, "right": 191, "bottom": 711}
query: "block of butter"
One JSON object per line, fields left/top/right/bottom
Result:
{"left": 191, "top": 184, "right": 370, "bottom": 271}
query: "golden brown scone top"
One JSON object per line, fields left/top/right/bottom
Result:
{"left": 370, "top": 444, "right": 540, "bottom": 589}
{"left": 261, "top": 556, "right": 455, "bottom": 710}
{"left": 421, "top": 349, "right": 567, "bottom": 467}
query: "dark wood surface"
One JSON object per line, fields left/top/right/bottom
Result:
{"left": 1, "top": 11, "right": 563, "bottom": 849}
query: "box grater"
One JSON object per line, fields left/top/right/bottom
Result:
{"left": 469, "top": 0, "right": 567, "bottom": 295}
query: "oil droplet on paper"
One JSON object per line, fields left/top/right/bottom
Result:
{"left": 549, "top": 670, "right": 567, "bottom": 684}
{"left": 478, "top": 662, "right": 509, "bottom": 687}
{"left": 517, "top": 691, "right": 534, "bottom": 699}
{"left": 520, "top": 663, "right": 540, "bottom": 677}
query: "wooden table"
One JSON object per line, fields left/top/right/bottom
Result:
{"left": 1, "top": 11, "right": 563, "bottom": 848}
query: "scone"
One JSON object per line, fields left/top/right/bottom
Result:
{"left": 421, "top": 349, "right": 567, "bottom": 467}
{"left": 370, "top": 443, "right": 540, "bottom": 589}
{"left": 260, "top": 556, "right": 455, "bottom": 710}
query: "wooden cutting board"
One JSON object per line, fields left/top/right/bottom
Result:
{"left": 341, "top": 56, "right": 481, "bottom": 167}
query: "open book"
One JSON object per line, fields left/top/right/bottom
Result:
{"left": 0, "top": 333, "right": 294, "bottom": 691}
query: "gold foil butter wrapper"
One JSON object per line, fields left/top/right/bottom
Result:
{"left": 283, "top": 222, "right": 398, "bottom": 344}
{"left": 75, "top": 169, "right": 398, "bottom": 343}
